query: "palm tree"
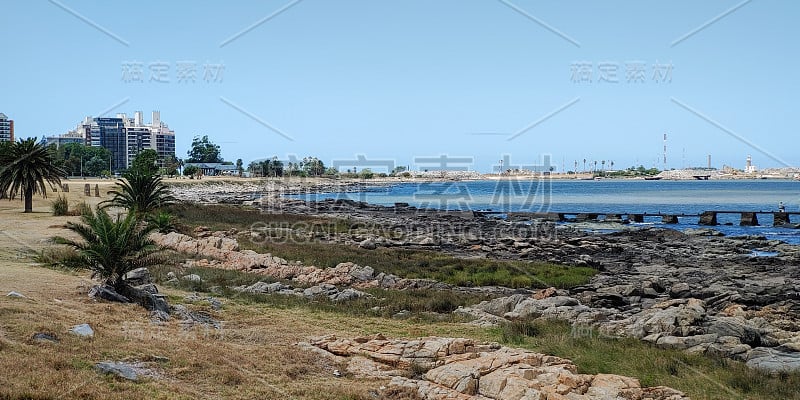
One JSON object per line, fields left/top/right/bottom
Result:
{"left": 601, "top": 160, "right": 606, "bottom": 173}
{"left": 583, "top": 159, "right": 587, "bottom": 173}
{"left": 0, "top": 138, "right": 66, "bottom": 213}
{"left": 101, "top": 169, "right": 175, "bottom": 216}
{"left": 55, "top": 207, "right": 162, "bottom": 290}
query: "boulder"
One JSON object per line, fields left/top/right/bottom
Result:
{"left": 123, "top": 267, "right": 152, "bottom": 286}
{"left": 308, "top": 335, "right": 690, "bottom": 400}
{"left": 88, "top": 285, "right": 130, "bottom": 303}
{"left": 69, "top": 324, "right": 94, "bottom": 338}
{"left": 746, "top": 347, "right": 800, "bottom": 372}
{"left": 94, "top": 361, "right": 139, "bottom": 381}
{"left": 330, "top": 288, "right": 370, "bottom": 302}
{"left": 303, "top": 284, "right": 339, "bottom": 298}
{"left": 358, "top": 239, "right": 377, "bottom": 250}
{"left": 624, "top": 299, "right": 706, "bottom": 339}
{"left": 656, "top": 334, "right": 718, "bottom": 350}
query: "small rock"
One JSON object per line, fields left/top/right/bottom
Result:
{"left": 150, "top": 310, "right": 171, "bottom": 322}
{"left": 32, "top": 332, "right": 59, "bottom": 343}
{"left": 208, "top": 298, "right": 223, "bottom": 310}
{"left": 70, "top": 323, "right": 95, "bottom": 338}
{"left": 331, "top": 288, "right": 371, "bottom": 302}
{"left": 6, "top": 291, "right": 26, "bottom": 298}
{"left": 393, "top": 310, "right": 411, "bottom": 319}
{"left": 182, "top": 274, "right": 202, "bottom": 283}
{"left": 359, "top": 239, "right": 377, "bottom": 250}
{"left": 94, "top": 361, "right": 139, "bottom": 381}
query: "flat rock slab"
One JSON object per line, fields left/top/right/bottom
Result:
{"left": 308, "top": 335, "right": 690, "bottom": 400}
{"left": 69, "top": 323, "right": 94, "bottom": 338}
{"left": 94, "top": 361, "right": 159, "bottom": 382}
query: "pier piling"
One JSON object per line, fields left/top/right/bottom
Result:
{"left": 740, "top": 212, "right": 759, "bottom": 226}
{"left": 699, "top": 211, "right": 718, "bottom": 226}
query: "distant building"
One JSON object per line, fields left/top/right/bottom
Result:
{"left": 184, "top": 162, "right": 237, "bottom": 176}
{"left": 745, "top": 154, "right": 757, "bottom": 174}
{"left": 45, "top": 130, "right": 86, "bottom": 147}
{"left": 46, "top": 111, "right": 176, "bottom": 172}
{"left": 0, "top": 113, "right": 14, "bottom": 142}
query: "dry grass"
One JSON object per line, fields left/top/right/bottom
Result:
{"left": 0, "top": 262, "right": 491, "bottom": 400}
{"left": 2, "top": 184, "right": 799, "bottom": 400}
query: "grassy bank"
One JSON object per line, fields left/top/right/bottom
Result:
{"left": 148, "top": 263, "right": 494, "bottom": 318}
{"left": 495, "top": 320, "right": 800, "bottom": 400}
{"left": 166, "top": 204, "right": 597, "bottom": 289}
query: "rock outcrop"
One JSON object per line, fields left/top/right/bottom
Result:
{"left": 306, "top": 334, "right": 689, "bottom": 400}
{"left": 152, "top": 232, "right": 451, "bottom": 292}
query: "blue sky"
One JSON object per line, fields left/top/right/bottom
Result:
{"left": 1, "top": 0, "right": 797, "bottom": 172}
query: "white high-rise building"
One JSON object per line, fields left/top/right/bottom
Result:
{"left": 47, "top": 111, "right": 176, "bottom": 171}
{"left": 0, "top": 113, "right": 14, "bottom": 142}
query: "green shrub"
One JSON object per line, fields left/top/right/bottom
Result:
{"left": 148, "top": 211, "right": 177, "bottom": 233}
{"left": 35, "top": 246, "right": 84, "bottom": 270}
{"left": 51, "top": 195, "right": 69, "bottom": 216}
{"left": 69, "top": 201, "right": 92, "bottom": 216}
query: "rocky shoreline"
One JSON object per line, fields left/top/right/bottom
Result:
{"left": 166, "top": 185, "right": 800, "bottom": 373}
{"left": 304, "top": 334, "right": 689, "bottom": 399}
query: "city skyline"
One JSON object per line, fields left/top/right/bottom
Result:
{"left": 45, "top": 110, "right": 175, "bottom": 172}
{"left": 1, "top": 1, "right": 798, "bottom": 171}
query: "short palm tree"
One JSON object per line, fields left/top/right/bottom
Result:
{"left": 0, "top": 138, "right": 66, "bottom": 213}
{"left": 101, "top": 169, "right": 175, "bottom": 215}
{"left": 55, "top": 207, "right": 162, "bottom": 290}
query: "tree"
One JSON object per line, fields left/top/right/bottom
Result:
{"left": 302, "top": 157, "right": 325, "bottom": 176}
{"left": 131, "top": 149, "right": 159, "bottom": 175}
{"left": 235, "top": 158, "right": 243, "bottom": 177}
{"left": 0, "top": 138, "right": 66, "bottom": 213}
{"left": 186, "top": 135, "right": 222, "bottom": 163}
{"left": 359, "top": 168, "right": 374, "bottom": 179}
{"left": 55, "top": 207, "right": 161, "bottom": 291}
{"left": 183, "top": 165, "right": 200, "bottom": 177}
{"left": 163, "top": 155, "right": 181, "bottom": 176}
{"left": 101, "top": 169, "right": 176, "bottom": 216}
{"left": 271, "top": 158, "right": 284, "bottom": 177}
{"left": 324, "top": 167, "right": 338, "bottom": 176}
{"left": 51, "top": 143, "right": 111, "bottom": 177}
{"left": 85, "top": 156, "right": 107, "bottom": 177}
{"left": 391, "top": 166, "right": 407, "bottom": 176}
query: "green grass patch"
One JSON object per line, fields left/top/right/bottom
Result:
{"left": 166, "top": 203, "right": 597, "bottom": 289}
{"left": 241, "top": 240, "right": 595, "bottom": 289}
{"left": 149, "top": 264, "right": 492, "bottom": 320}
{"left": 491, "top": 319, "right": 800, "bottom": 400}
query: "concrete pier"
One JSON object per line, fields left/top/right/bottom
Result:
{"left": 629, "top": 214, "right": 644, "bottom": 223}
{"left": 699, "top": 211, "right": 718, "bottom": 226}
{"left": 773, "top": 212, "right": 791, "bottom": 226}
{"left": 576, "top": 213, "right": 599, "bottom": 222}
{"left": 662, "top": 215, "right": 679, "bottom": 224}
{"left": 740, "top": 212, "right": 759, "bottom": 226}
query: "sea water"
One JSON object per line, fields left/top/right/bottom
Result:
{"left": 291, "top": 179, "right": 800, "bottom": 244}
